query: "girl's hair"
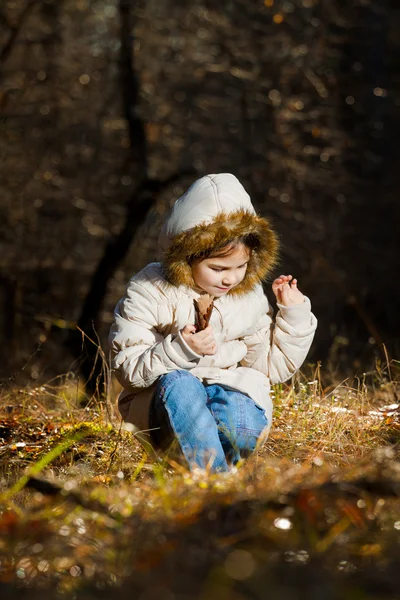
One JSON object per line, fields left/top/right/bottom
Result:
{"left": 188, "top": 234, "right": 259, "bottom": 263}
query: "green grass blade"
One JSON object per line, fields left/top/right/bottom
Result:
{"left": 0, "top": 429, "right": 90, "bottom": 503}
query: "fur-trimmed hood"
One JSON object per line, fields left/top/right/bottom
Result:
{"left": 159, "top": 173, "right": 279, "bottom": 295}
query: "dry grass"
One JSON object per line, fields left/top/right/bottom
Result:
{"left": 1, "top": 361, "right": 398, "bottom": 485}
{"left": 0, "top": 361, "right": 399, "bottom": 598}
{"left": 265, "top": 365, "right": 400, "bottom": 467}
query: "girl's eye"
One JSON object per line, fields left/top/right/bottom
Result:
{"left": 211, "top": 265, "right": 247, "bottom": 272}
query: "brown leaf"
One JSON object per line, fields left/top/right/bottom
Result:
{"left": 194, "top": 294, "right": 214, "bottom": 331}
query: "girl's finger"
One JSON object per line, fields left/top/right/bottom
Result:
{"left": 281, "top": 282, "right": 289, "bottom": 296}
{"left": 196, "top": 328, "right": 212, "bottom": 339}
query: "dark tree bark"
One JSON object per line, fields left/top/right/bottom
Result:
{"left": 66, "top": 1, "right": 195, "bottom": 395}
{"left": 119, "top": 0, "right": 148, "bottom": 174}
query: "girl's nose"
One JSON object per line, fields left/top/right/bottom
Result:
{"left": 222, "top": 275, "right": 235, "bottom": 286}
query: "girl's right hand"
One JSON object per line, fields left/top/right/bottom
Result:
{"left": 181, "top": 324, "right": 217, "bottom": 356}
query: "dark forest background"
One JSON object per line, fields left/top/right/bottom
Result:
{"left": 0, "top": 0, "right": 399, "bottom": 391}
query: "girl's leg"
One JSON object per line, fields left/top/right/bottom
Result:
{"left": 205, "top": 385, "right": 268, "bottom": 465}
{"left": 149, "top": 371, "right": 229, "bottom": 472}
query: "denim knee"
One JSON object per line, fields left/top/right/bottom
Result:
{"left": 157, "top": 370, "right": 204, "bottom": 402}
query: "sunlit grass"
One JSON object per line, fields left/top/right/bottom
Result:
{"left": 0, "top": 361, "right": 399, "bottom": 597}
{"left": 1, "top": 362, "right": 399, "bottom": 489}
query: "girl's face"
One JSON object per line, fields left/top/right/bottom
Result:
{"left": 191, "top": 243, "right": 250, "bottom": 297}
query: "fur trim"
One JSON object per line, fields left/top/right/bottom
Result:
{"left": 163, "top": 209, "right": 279, "bottom": 296}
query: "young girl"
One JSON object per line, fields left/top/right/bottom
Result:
{"left": 109, "top": 173, "right": 317, "bottom": 472}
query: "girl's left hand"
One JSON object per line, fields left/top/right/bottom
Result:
{"left": 272, "top": 274, "right": 305, "bottom": 306}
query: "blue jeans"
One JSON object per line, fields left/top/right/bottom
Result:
{"left": 149, "top": 370, "right": 268, "bottom": 472}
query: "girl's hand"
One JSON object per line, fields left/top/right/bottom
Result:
{"left": 272, "top": 274, "right": 305, "bottom": 307}
{"left": 181, "top": 324, "right": 217, "bottom": 356}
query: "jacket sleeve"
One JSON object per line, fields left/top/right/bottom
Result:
{"left": 239, "top": 293, "right": 317, "bottom": 385}
{"left": 109, "top": 280, "right": 201, "bottom": 391}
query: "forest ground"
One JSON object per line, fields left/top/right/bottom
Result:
{"left": 0, "top": 359, "right": 400, "bottom": 599}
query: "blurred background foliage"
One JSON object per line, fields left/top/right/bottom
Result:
{"left": 0, "top": 0, "right": 399, "bottom": 387}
